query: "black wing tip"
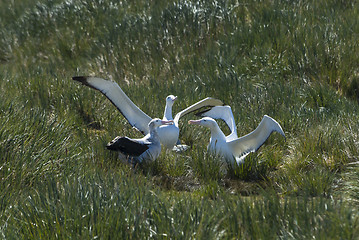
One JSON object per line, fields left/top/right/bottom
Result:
{"left": 194, "top": 100, "right": 226, "bottom": 117}
{"left": 195, "top": 108, "right": 212, "bottom": 117}
{"left": 192, "top": 98, "right": 225, "bottom": 117}
{"left": 216, "top": 98, "right": 226, "bottom": 106}
{"left": 72, "top": 76, "right": 89, "bottom": 83}
{"left": 72, "top": 76, "right": 98, "bottom": 90}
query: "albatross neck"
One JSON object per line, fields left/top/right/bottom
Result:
{"left": 209, "top": 123, "right": 226, "bottom": 141}
{"left": 163, "top": 103, "right": 173, "bottom": 120}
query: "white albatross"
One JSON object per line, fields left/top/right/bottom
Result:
{"left": 72, "top": 76, "right": 223, "bottom": 150}
{"left": 106, "top": 118, "right": 173, "bottom": 164}
{"left": 189, "top": 106, "right": 285, "bottom": 164}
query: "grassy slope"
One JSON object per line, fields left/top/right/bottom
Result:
{"left": 0, "top": 0, "right": 359, "bottom": 238}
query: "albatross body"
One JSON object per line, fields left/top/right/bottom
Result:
{"left": 107, "top": 118, "right": 173, "bottom": 163}
{"left": 72, "top": 76, "right": 224, "bottom": 150}
{"left": 189, "top": 106, "right": 285, "bottom": 164}
{"left": 155, "top": 95, "right": 180, "bottom": 149}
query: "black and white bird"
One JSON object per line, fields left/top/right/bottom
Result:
{"left": 106, "top": 118, "right": 173, "bottom": 163}
{"left": 72, "top": 76, "right": 224, "bottom": 150}
{"left": 188, "top": 106, "right": 285, "bottom": 164}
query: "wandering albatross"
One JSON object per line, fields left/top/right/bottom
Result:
{"left": 72, "top": 76, "right": 224, "bottom": 150}
{"left": 189, "top": 106, "right": 285, "bottom": 164}
{"left": 106, "top": 118, "right": 173, "bottom": 164}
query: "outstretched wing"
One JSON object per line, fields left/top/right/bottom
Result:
{"left": 197, "top": 105, "right": 238, "bottom": 141}
{"left": 174, "top": 97, "right": 224, "bottom": 124}
{"left": 227, "top": 115, "right": 285, "bottom": 163}
{"left": 73, "top": 76, "right": 152, "bottom": 135}
{"left": 106, "top": 136, "right": 149, "bottom": 156}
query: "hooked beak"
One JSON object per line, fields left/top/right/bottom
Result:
{"left": 161, "top": 120, "right": 174, "bottom": 125}
{"left": 188, "top": 120, "right": 201, "bottom": 125}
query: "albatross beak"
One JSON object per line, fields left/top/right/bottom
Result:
{"left": 161, "top": 120, "right": 174, "bottom": 125}
{"left": 188, "top": 120, "right": 201, "bottom": 125}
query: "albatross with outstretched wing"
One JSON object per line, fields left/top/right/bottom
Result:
{"left": 189, "top": 106, "right": 285, "bottom": 164}
{"left": 107, "top": 118, "right": 173, "bottom": 164}
{"left": 73, "top": 76, "right": 224, "bottom": 149}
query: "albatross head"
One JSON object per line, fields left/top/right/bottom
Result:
{"left": 188, "top": 117, "right": 218, "bottom": 128}
{"left": 166, "top": 95, "right": 177, "bottom": 106}
{"left": 149, "top": 118, "right": 174, "bottom": 130}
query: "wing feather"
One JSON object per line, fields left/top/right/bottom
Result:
{"left": 174, "top": 97, "right": 224, "bottom": 124}
{"left": 73, "top": 76, "right": 152, "bottom": 135}
{"left": 197, "top": 105, "right": 238, "bottom": 141}
{"left": 227, "top": 115, "right": 285, "bottom": 162}
{"left": 106, "top": 136, "right": 149, "bottom": 156}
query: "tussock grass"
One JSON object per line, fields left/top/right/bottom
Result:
{"left": 3, "top": 176, "right": 358, "bottom": 239}
{"left": 1, "top": 0, "right": 359, "bottom": 238}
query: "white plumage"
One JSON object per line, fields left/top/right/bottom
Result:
{"left": 73, "top": 76, "right": 224, "bottom": 150}
{"left": 189, "top": 106, "right": 285, "bottom": 164}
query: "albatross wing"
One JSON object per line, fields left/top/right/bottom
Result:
{"left": 196, "top": 105, "right": 238, "bottom": 141}
{"left": 174, "top": 97, "right": 224, "bottom": 124}
{"left": 106, "top": 136, "right": 150, "bottom": 156}
{"left": 73, "top": 76, "right": 152, "bottom": 135}
{"left": 227, "top": 115, "right": 285, "bottom": 163}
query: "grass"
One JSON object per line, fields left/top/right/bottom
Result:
{"left": 1, "top": 0, "right": 359, "bottom": 238}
